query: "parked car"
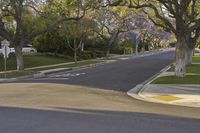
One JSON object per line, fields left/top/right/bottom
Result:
{"left": 0, "top": 44, "right": 37, "bottom": 54}
{"left": 22, "top": 44, "right": 37, "bottom": 53}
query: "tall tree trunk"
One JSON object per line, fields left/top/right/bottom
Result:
{"left": 15, "top": 45, "right": 24, "bottom": 71}
{"left": 123, "top": 48, "right": 126, "bottom": 55}
{"left": 142, "top": 43, "right": 145, "bottom": 53}
{"left": 74, "top": 42, "right": 78, "bottom": 64}
{"left": 74, "top": 49, "right": 77, "bottom": 64}
{"left": 185, "top": 39, "right": 196, "bottom": 65}
{"left": 185, "top": 46, "right": 193, "bottom": 65}
{"left": 106, "top": 36, "right": 114, "bottom": 57}
{"left": 81, "top": 43, "right": 84, "bottom": 51}
{"left": 175, "top": 37, "right": 187, "bottom": 77}
{"left": 106, "top": 31, "right": 119, "bottom": 57}
{"left": 193, "top": 48, "right": 195, "bottom": 56}
{"left": 106, "top": 40, "right": 112, "bottom": 57}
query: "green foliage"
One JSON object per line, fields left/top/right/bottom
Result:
{"left": 60, "top": 17, "right": 97, "bottom": 43}
{"left": 93, "top": 50, "right": 107, "bottom": 58}
{"left": 44, "top": 0, "right": 76, "bottom": 18}
{"left": 86, "top": 38, "right": 108, "bottom": 51}
{"left": 123, "top": 47, "right": 133, "bottom": 54}
{"left": 118, "top": 40, "right": 133, "bottom": 54}
{"left": 33, "top": 18, "right": 107, "bottom": 57}
{"left": 33, "top": 29, "right": 73, "bottom": 55}
{"left": 196, "top": 41, "right": 200, "bottom": 48}
{"left": 78, "top": 51, "right": 94, "bottom": 60}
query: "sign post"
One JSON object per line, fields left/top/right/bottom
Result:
{"left": 130, "top": 32, "right": 140, "bottom": 55}
{"left": 1, "top": 40, "right": 10, "bottom": 73}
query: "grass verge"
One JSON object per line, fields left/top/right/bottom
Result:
{"left": 153, "top": 75, "right": 200, "bottom": 84}
{"left": 193, "top": 56, "right": 200, "bottom": 63}
{"left": 0, "top": 53, "right": 72, "bottom": 71}
{"left": 153, "top": 57, "right": 200, "bottom": 84}
{"left": 168, "top": 64, "right": 200, "bottom": 74}
{"left": 0, "top": 60, "right": 103, "bottom": 78}
{"left": 0, "top": 71, "right": 38, "bottom": 78}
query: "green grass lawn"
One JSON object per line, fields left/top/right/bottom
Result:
{"left": 168, "top": 64, "right": 200, "bottom": 74}
{"left": 153, "top": 63, "right": 200, "bottom": 84}
{"left": 0, "top": 71, "right": 38, "bottom": 78}
{"left": 153, "top": 75, "right": 200, "bottom": 84}
{"left": 193, "top": 56, "right": 200, "bottom": 63}
{"left": 0, "top": 54, "right": 72, "bottom": 71}
{"left": 0, "top": 60, "right": 102, "bottom": 78}
{"left": 0, "top": 53, "right": 103, "bottom": 78}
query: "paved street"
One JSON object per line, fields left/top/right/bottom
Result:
{"left": 24, "top": 50, "right": 175, "bottom": 91}
{"left": 1, "top": 50, "right": 200, "bottom": 133}
{"left": 0, "top": 107, "right": 200, "bottom": 133}
{"left": 1, "top": 0, "right": 200, "bottom": 132}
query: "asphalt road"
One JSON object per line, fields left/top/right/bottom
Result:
{"left": 0, "top": 107, "right": 200, "bottom": 133}
{"left": 1, "top": 50, "right": 200, "bottom": 133}
{"left": 24, "top": 50, "right": 175, "bottom": 91}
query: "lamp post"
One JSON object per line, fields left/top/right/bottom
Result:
{"left": 1, "top": 40, "right": 10, "bottom": 73}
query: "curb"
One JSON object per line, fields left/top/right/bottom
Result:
{"left": 127, "top": 63, "right": 173, "bottom": 103}
{"left": 0, "top": 68, "right": 72, "bottom": 82}
{"left": 0, "top": 75, "right": 34, "bottom": 83}
{"left": 40, "top": 68, "right": 72, "bottom": 75}
{"left": 0, "top": 60, "right": 110, "bottom": 82}
{"left": 139, "top": 63, "right": 173, "bottom": 89}
{"left": 137, "top": 84, "right": 200, "bottom": 108}
{"left": 127, "top": 63, "right": 200, "bottom": 108}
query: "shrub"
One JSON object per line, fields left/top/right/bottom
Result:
{"left": 93, "top": 50, "right": 106, "bottom": 58}
{"left": 124, "top": 47, "right": 133, "bottom": 54}
{"left": 78, "top": 51, "right": 94, "bottom": 60}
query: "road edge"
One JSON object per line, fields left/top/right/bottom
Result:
{"left": 127, "top": 63, "right": 173, "bottom": 103}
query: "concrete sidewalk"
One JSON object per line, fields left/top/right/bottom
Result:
{"left": 128, "top": 84, "right": 200, "bottom": 108}
{"left": 128, "top": 66, "right": 200, "bottom": 108}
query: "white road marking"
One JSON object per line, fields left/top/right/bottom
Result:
{"left": 119, "top": 58, "right": 129, "bottom": 60}
{"left": 48, "top": 73, "right": 86, "bottom": 78}
{"left": 106, "top": 60, "right": 117, "bottom": 63}
{"left": 33, "top": 78, "right": 69, "bottom": 80}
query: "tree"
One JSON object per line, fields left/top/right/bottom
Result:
{"left": 106, "top": 0, "right": 200, "bottom": 77}
{"left": 94, "top": 6, "right": 139, "bottom": 57}
{"left": 60, "top": 17, "right": 97, "bottom": 63}
{"left": 0, "top": 0, "right": 87, "bottom": 71}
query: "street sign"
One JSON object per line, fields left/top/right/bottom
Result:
{"left": 1, "top": 40, "right": 10, "bottom": 58}
{"left": 1, "top": 40, "right": 10, "bottom": 72}
{"left": 2, "top": 46, "right": 11, "bottom": 58}
{"left": 1, "top": 40, "right": 10, "bottom": 47}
